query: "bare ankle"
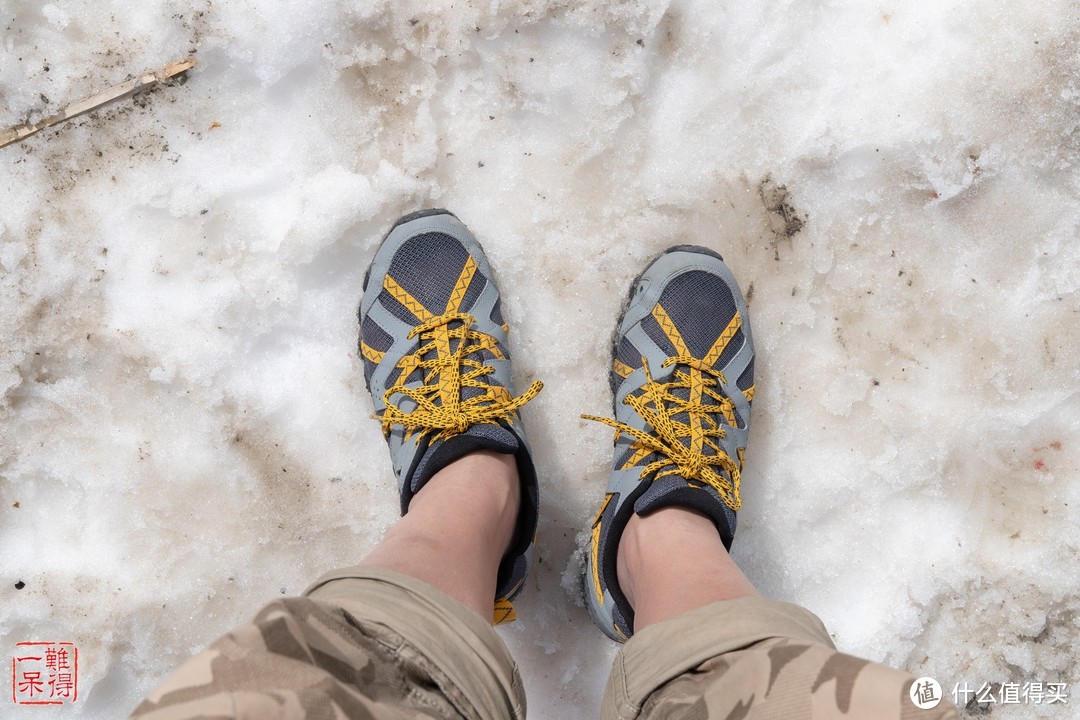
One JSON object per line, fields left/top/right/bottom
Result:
{"left": 615, "top": 507, "right": 758, "bottom": 632}
{"left": 411, "top": 450, "right": 521, "bottom": 558}
{"left": 616, "top": 508, "right": 713, "bottom": 605}
{"left": 361, "top": 450, "right": 521, "bottom": 621}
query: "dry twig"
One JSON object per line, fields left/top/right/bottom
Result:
{"left": 0, "top": 57, "right": 197, "bottom": 149}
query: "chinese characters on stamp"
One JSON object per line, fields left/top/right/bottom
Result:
{"left": 11, "top": 642, "right": 78, "bottom": 706}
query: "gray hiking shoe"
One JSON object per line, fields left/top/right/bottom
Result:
{"left": 582, "top": 246, "right": 755, "bottom": 641}
{"left": 359, "top": 209, "right": 543, "bottom": 624}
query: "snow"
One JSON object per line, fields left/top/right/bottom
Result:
{"left": 2, "top": 0, "right": 1078, "bottom": 717}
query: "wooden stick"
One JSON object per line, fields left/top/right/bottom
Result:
{"left": 0, "top": 57, "right": 197, "bottom": 149}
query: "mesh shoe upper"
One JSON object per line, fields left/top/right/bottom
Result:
{"left": 359, "top": 210, "right": 542, "bottom": 623}
{"left": 583, "top": 246, "right": 755, "bottom": 641}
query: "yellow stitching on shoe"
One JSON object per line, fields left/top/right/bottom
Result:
{"left": 591, "top": 493, "right": 614, "bottom": 604}
{"left": 693, "top": 312, "right": 740, "bottom": 454}
{"left": 688, "top": 365, "right": 704, "bottom": 454}
{"left": 703, "top": 311, "right": 742, "bottom": 366}
{"left": 619, "top": 445, "right": 651, "bottom": 471}
{"left": 494, "top": 597, "right": 517, "bottom": 624}
{"left": 447, "top": 256, "right": 477, "bottom": 315}
{"left": 376, "top": 312, "right": 542, "bottom": 442}
{"left": 377, "top": 258, "right": 538, "bottom": 440}
{"left": 582, "top": 356, "right": 742, "bottom": 511}
{"left": 650, "top": 304, "right": 689, "bottom": 356}
{"left": 613, "top": 358, "right": 635, "bottom": 379}
{"left": 383, "top": 275, "right": 433, "bottom": 321}
{"left": 743, "top": 384, "right": 755, "bottom": 402}
{"left": 360, "top": 341, "right": 385, "bottom": 364}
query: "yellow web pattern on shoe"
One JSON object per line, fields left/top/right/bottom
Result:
{"left": 583, "top": 356, "right": 742, "bottom": 511}
{"left": 376, "top": 256, "right": 543, "bottom": 442}
{"left": 584, "top": 304, "right": 746, "bottom": 513}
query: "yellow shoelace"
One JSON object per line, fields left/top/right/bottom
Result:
{"left": 582, "top": 355, "right": 742, "bottom": 511}
{"left": 378, "top": 311, "right": 543, "bottom": 442}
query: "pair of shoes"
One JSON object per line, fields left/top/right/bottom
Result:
{"left": 359, "top": 210, "right": 753, "bottom": 636}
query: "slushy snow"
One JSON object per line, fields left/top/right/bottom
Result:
{"left": 1, "top": 1, "right": 1078, "bottom": 717}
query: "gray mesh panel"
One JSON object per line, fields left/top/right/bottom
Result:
{"left": 737, "top": 357, "right": 754, "bottom": 391}
{"left": 460, "top": 272, "right": 487, "bottom": 314}
{"left": 378, "top": 288, "right": 421, "bottom": 324}
{"left": 361, "top": 316, "right": 394, "bottom": 352}
{"left": 617, "top": 336, "right": 643, "bottom": 369}
{"left": 715, "top": 327, "right": 744, "bottom": 371}
{"left": 641, "top": 313, "right": 677, "bottom": 357}
{"left": 361, "top": 316, "right": 395, "bottom": 384}
{"left": 615, "top": 446, "right": 636, "bottom": 470}
{"left": 387, "top": 232, "right": 469, "bottom": 315}
{"left": 657, "top": 270, "right": 737, "bottom": 359}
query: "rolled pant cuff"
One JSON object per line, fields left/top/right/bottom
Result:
{"left": 606, "top": 596, "right": 834, "bottom": 720}
{"left": 305, "top": 565, "right": 526, "bottom": 720}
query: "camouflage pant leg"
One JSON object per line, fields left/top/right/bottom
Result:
{"left": 602, "top": 597, "right": 960, "bottom": 720}
{"left": 130, "top": 566, "right": 526, "bottom": 720}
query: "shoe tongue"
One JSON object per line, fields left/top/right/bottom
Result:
{"left": 412, "top": 319, "right": 496, "bottom": 399}
{"left": 669, "top": 381, "right": 690, "bottom": 424}
{"left": 410, "top": 423, "right": 520, "bottom": 495}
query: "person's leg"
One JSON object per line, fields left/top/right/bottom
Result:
{"left": 605, "top": 597, "right": 961, "bottom": 720}
{"left": 607, "top": 507, "right": 959, "bottom": 719}
{"left": 131, "top": 456, "right": 526, "bottom": 720}
{"left": 361, "top": 449, "right": 520, "bottom": 620}
{"left": 615, "top": 506, "right": 757, "bottom": 631}
{"left": 358, "top": 208, "right": 543, "bottom": 624}
{"left": 296, "top": 448, "right": 528, "bottom": 720}
{"left": 583, "top": 247, "right": 958, "bottom": 719}
{"left": 131, "top": 210, "right": 540, "bottom": 720}
{"left": 130, "top": 560, "right": 526, "bottom": 720}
